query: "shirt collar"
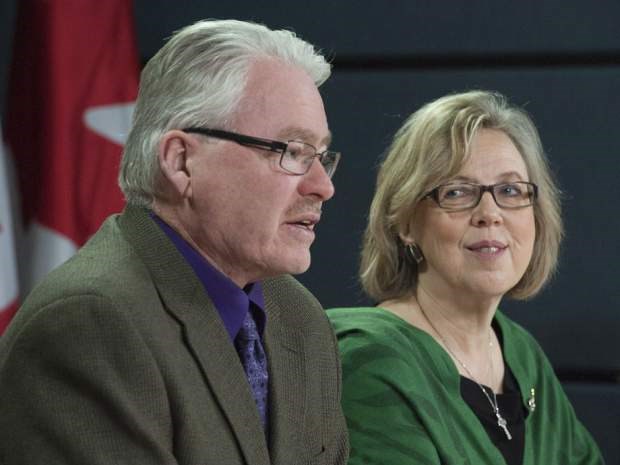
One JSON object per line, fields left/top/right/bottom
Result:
{"left": 151, "top": 213, "right": 266, "bottom": 340}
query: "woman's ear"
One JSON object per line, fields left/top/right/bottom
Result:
{"left": 158, "top": 130, "right": 194, "bottom": 198}
{"left": 398, "top": 220, "right": 417, "bottom": 245}
{"left": 398, "top": 231, "right": 414, "bottom": 245}
{"left": 398, "top": 210, "right": 422, "bottom": 246}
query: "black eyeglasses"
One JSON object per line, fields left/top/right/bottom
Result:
{"left": 183, "top": 127, "right": 341, "bottom": 178}
{"left": 424, "top": 181, "right": 538, "bottom": 210}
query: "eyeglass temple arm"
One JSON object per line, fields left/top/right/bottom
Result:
{"left": 183, "top": 127, "right": 287, "bottom": 152}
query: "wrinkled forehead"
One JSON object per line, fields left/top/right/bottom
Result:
{"left": 232, "top": 59, "right": 329, "bottom": 145}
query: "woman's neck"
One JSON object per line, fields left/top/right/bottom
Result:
{"left": 379, "top": 286, "right": 505, "bottom": 392}
{"left": 417, "top": 284, "right": 499, "bottom": 350}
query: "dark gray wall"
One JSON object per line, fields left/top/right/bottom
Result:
{"left": 132, "top": 0, "right": 620, "bottom": 375}
{"left": 0, "top": 0, "right": 17, "bottom": 117}
{"left": 3, "top": 0, "right": 619, "bottom": 457}
{"left": 130, "top": 3, "right": 620, "bottom": 456}
{"left": 2, "top": 0, "right": 618, "bottom": 374}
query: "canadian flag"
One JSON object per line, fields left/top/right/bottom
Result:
{"left": 0, "top": 130, "right": 19, "bottom": 333}
{"left": 3, "top": 0, "right": 139, "bottom": 332}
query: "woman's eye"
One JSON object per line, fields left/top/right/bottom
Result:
{"left": 444, "top": 189, "right": 463, "bottom": 198}
{"left": 499, "top": 183, "right": 522, "bottom": 196}
{"left": 443, "top": 185, "right": 474, "bottom": 198}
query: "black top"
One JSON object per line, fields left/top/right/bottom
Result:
{"left": 461, "top": 364, "right": 526, "bottom": 465}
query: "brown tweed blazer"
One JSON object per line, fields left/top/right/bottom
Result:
{"left": 0, "top": 205, "right": 348, "bottom": 465}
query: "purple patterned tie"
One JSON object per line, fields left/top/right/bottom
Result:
{"left": 235, "top": 310, "right": 269, "bottom": 428}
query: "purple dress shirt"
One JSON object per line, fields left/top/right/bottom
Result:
{"left": 152, "top": 214, "right": 266, "bottom": 338}
{"left": 152, "top": 214, "right": 271, "bottom": 433}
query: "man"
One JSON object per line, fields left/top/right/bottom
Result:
{"left": 0, "top": 20, "right": 348, "bottom": 465}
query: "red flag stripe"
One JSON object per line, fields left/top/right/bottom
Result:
{"left": 0, "top": 301, "right": 18, "bottom": 334}
{"left": 4, "top": 0, "right": 139, "bottom": 299}
{"left": 6, "top": 0, "right": 138, "bottom": 247}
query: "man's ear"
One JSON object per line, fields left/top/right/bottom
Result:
{"left": 158, "top": 130, "right": 195, "bottom": 198}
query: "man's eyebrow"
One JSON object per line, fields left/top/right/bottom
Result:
{"left": 278, "top": 127, "right": 332, "bottom": 148}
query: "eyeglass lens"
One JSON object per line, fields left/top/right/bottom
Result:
{"left": 280, "top": 141, "right": 339, "bottom": 177}
{"left": 436, "top": 182, "right": 535, "bottom": 209}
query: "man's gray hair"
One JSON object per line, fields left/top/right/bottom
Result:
{"left": 119, "top": 19, "right": 331, "bottom": 207}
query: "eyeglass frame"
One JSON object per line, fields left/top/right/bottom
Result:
{"left": 182, "top": 127, "right": 341, "bottom": 178}
{"left": 423, "top": 181, "right": 539, "bottom": 210}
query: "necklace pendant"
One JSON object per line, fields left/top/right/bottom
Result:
{"left": 496, "top": 414, "right": 512, "bottom": 440}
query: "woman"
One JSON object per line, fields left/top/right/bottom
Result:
{"left": 329, "top": 90, "right": 604, "bottom": 464}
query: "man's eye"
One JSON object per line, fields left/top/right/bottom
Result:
{"left": 284, "top": 148, "right": 300, "bottom": 159}
{"left": 283, "top": 143, "right": 305, "bottom": 159}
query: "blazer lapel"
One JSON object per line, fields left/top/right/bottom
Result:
{"left": 118, "top": 206, "right": 270, "bottom": 465}
{"left": 175, "top": 296, "right": 271, "bottom": 465}
{"left": 262, "top": 288, "right": 307, "bottom": 465}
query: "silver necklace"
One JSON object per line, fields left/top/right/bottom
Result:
{"left": 418, "top": 304, "right": 512, "bottom": 441}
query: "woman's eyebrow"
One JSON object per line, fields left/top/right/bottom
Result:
{"left": 447, "top": 171, "right": 527, "bottom": 183}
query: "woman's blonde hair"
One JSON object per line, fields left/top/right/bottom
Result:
{"left": 360, "top": 90, "right": 563, "bottom": 302}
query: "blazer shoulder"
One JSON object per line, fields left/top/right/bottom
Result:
{"left": 262, "top": 275, "right": 324, "bottom": 320}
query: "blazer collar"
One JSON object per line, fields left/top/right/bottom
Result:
{"left": 118, "top": 206, "right": 272, "bottom": 465}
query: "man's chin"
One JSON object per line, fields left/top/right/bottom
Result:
{"left": 282, "top": 252, "right": 312, "bottom": 276}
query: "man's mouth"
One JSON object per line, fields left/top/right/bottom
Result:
{"left": 288, "top": 218, "right": 318, "bottom": 231}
